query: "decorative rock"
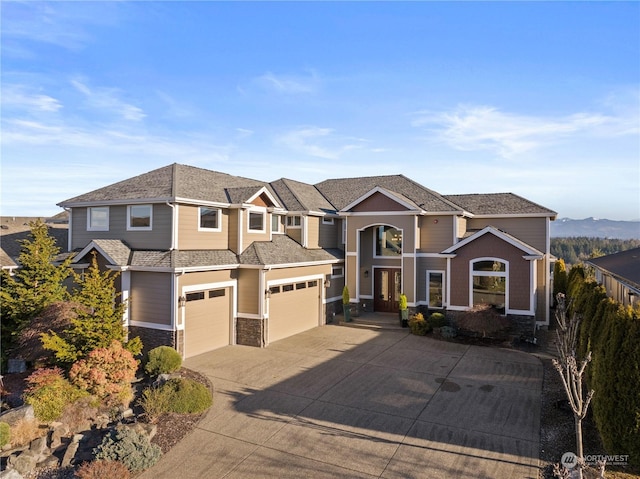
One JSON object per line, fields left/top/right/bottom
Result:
{"left": 94, "top": 413, "right": 110, "bottom": 429}
{"left": 0, "top": 468, "right": 24, "bottom": 478}
{"left": 60, "top": 433, "right": 83, "bottom": 468}
{"left": 29, "top": 436, "right": 48, "bottom": 459}
{"left": 37, "top": 454, "right": 59, "bottom": 468}
{"left": 7, "top": 452, "right": 37, "bottom": 476}
{"left": 126, "top": 422, "right": 157, "bottom": 441}
{"left": 0, "top": 405, "right": 34, "bottom": 427}
{"left": 49, "top": 423, "right": 69, "bottom": 450}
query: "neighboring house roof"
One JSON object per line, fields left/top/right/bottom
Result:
{"left": 443, "top": 193, "right": 557, "bottom": 217}
{"left": 0, "top": 218, "right": 68, "bottom": 268}
{"left": 587, "top": 247, "right": 640, "bottom": 291}
{"left": 315, "top": 175, "right": 462, "bottom": 213}
{"left": 1, "top": 248, "right": 18, "bottom": 270}
{"left": 270, "top": 178, "right": 336, "bottom": 214}
{"left": 239, "top": 235, "right": 342, "bottom": 267}
{"left": 59, "top": 164, "right": 268, "bottom": 206}
{"left": 442, "top": 226, "right": 544, "bottom": 258}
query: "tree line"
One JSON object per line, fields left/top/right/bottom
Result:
{"left": 551, "top": 237, "right": 640, "bottom": 266}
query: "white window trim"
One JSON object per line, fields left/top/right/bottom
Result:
{"left": 198, "top": 206, "right": 222, "bottom": 232}
{"left": 248, "top": 207, "right": 266, "bottom": 233}
{"left": 271, "top": 214, "right": 284, "bottom": 234}
{"left": 322, "top": 216, "right": 334, "bottom": 225}
{"left": 469, "top": 257, "right": 509, "bottom": 312}
{"left": 331, "top": 266, "right": 344, "bottom": 278}
{"left": 127, "top": 204, "right": 153, "bottom": 231}
{"left": 87, "top": 206, "right": 109, "bottom": 231}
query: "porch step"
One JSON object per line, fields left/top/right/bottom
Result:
{"left": 337, "top": 315, "right": 407, "bottom": 332}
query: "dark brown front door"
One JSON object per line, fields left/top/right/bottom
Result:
{"left": 374, "top": 268, "right": 401, "bottom": 313}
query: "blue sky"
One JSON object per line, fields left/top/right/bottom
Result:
{"left": 2, "top": 1, "right": 639, "bottom": 220}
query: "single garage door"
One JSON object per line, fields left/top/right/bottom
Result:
{"left": 184, "top": 287, "right": 231, "bottom": 358}
{"left": 268, "top": 279, "right": 320, "bottom": 343}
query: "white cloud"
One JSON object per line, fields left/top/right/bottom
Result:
{"left": 71, "top": 78, "right": 146, "bottom": 121}
{"left": 413, "top": 103, "right": 639, "bottom": 158}
{"left": 254, "top": 70, "right": 321, "bottom": 95}
{"left": 1, "top": 85, "right": 62, "bottom": 113}
{"left": 276, "top": 126, "right": 368, "bottom": 160}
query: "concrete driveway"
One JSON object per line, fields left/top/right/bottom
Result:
{"left": 138, "top": 325, "right": 542, "bottom": 479}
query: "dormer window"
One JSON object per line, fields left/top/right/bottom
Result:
{"left": 248, "top": 209, "right": 265, "bottom": 233}
{"left": 287, "top": 216, "right": 302, "bottom": 228}
{"left": 199, "top": 207, "right": 221, "bottom": 231}
{"left": 127, "top": 205, "right": 152, "bottom": 230}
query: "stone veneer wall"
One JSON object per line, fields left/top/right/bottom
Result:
{"left": 236, "top": 317, "right": 264, "bottom": 347}
{"left": 128, "top": 326, "right": 179, "bottom": 356}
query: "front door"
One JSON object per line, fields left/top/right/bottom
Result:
{"left": 374, "top": 268, "right": 401, "bottom": 313}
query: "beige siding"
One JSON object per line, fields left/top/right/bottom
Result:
{"left": 456, "top": 216, "right": 467, "bottom": 239}
{"left": 402, "top": 255, "right": 416, "bottom": 302}
{"left": 71, "top": 205, "right": 172, "bottom": 250}
{"left": 350, "top": 192, "right": 410, "bottom": 212}
{"left": 286, "top": 227, "right": 303, "bottom": 245}
{"left": 176, "top": 204, "right": 229, "bottom": 250}
{"left": 242, "top": 210, "right": 271, "bottom": 252}
{"left": 130, "top": 271, "right": 171, "bottom": 325}
{"left": 266, "top": 264, "right": 330, "bottom": 282}
{"left": 466, "top": 217, "right": 547, "bottom": 252}
{"left": 419, "top": 215, "right": 455, "bottom": 252}
{"left": 306, "top": 216, "right": 320, "bottom": 249}
{"left": 237, "top": 268, "right": 259, "bottom": 315}
{"left": 228, "top": 210, "right": 239, "bottom": 253}
{"left": 178, "top": 270, "right": 235, "bottom": 288}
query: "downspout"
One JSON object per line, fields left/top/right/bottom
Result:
{"left": 64, "top": 207, "right": 72, "bottom": 252}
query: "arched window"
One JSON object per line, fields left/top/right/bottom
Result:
{"left": 472, "top": 259, "right": 507, "bottom": 311}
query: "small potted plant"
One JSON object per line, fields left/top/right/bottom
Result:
{"left": 399, "top": 293, "right": 408, "bottom": 327}
{"left": 342, "top": 286, "right": 351, "bottom": 322}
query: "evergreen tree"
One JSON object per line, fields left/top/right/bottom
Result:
{"left": 553, "top": 258, "right": 568, "bottom": 301}
{"left": 1, "top": 220, "right": 72, "bottom": 368}
{"left": 41, "top": 252, "right": 142, "bottom": 365}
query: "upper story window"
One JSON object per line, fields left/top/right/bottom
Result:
{"left": 199, "top": 207, "right": 221, "bottom": 231}
{"left": 248, "top": 209, "right": 265, "bottom": 233}
{"left": 271, "top": 214, "right": 284, "bottom": 233}
{"left": 287, "top": 215, "right": 302, "bottom": 228}
{"left": 87, "top": 207, "right": 109, "bottom": 231}
{"left": 375, "top": 226, "right": 402, "bottom": 256}
{"left": 322, "top": 216, "right": 334, "bottom": 225}
{"left": 473, "top": 260, "right": 506, "bottom": 272}
{"left": 127, "top": 204, "right": 152, "bottom": 230}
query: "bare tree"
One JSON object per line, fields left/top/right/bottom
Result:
{"left": 552, "top": 293, "right": 595, "bottom": 479}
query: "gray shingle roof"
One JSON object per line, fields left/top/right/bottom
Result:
{"left": 59, "top": 164, "right": 267, "bottom": 206}
{"left": 315, "top": 175, "right": 461, "bottom": 213}
{"left": 90, "top": 239, "right": 132, "bottom": 266}
{"left": 270, "top": 178, "right": 336, "bottom": 213}
{"left": 587, "top": 247, "right": 640, "bottom": 290}
{"left": 239, "top": 235, "right": 342, "bottom": 266}
{"left": 443, "top": 193, "right": 557, "bottom": 216}
{"left": 129, "top": 249, "right": 239, "bottom": 268}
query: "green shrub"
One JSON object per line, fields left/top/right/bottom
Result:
{"left": 427, "top": 312, "right": 447, "bottom": 328}
{"left": 138, "top": 377, "right": 212, "bottom": 421}
{"left": 408, "top": 313, "right": 430, "bottom": 336}
{"left": 23, "top": 367, "right": 87, "bottom": 422}
{"left": 76, "top": 460, "right": 131, "bottom": 479}
{"left": 0, "top": 422, "right": 10, "bottom": 447}
{"left": 69, "top": 340, "right": 138, "bottom": 407}
{"left": 94, "top": 426, "right": 162, "bottom": 472}
{"left": 144, "top": 346, "right": 182, "bottom": 376}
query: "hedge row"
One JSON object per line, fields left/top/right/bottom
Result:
{"left": 567, "top": 264, "right": 640, "bottom": 467}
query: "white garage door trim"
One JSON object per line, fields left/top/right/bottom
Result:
{"left": 266, "top": 274, "right": 324, "bottom": 344}
{"left": 180, "top": 280, "right": 237, "bottom": 358}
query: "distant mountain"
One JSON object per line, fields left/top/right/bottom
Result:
{"left": 551, "top": 217, "right": 640, "bottom": 239}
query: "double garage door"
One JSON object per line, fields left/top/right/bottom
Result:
{"left": 268, "top": 279, "right": 321, "bottom": 343}
{"left": 184, "top": 287, "right": 231, "bottom": 358}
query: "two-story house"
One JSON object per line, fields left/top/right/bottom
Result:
{"left": 58, "top": 163, "right": 556, "bottom": 358}
{"left": 587, "top": 247, "right": 640, "bottom": 307}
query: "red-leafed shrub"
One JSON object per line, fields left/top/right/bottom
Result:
{"left": 69, "top": 340, "right": 138, "bottom": 407}
{"left": 23, "top": 367, "right": 87, "bottom": 422}
{"left": 76, "top": 459, "right": 131, "bottom": 479}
